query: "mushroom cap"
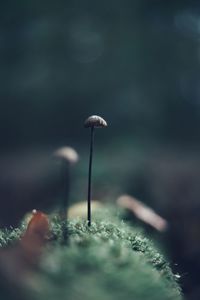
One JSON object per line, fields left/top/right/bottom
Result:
{"left": 84, "top": 115, "right": 107, "bottom": 128}
{"left": 54, "top": 147, "right": 79, "bottom": 164}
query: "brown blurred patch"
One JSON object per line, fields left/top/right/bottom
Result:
{"left": 117, "top": 194, "right": 168, "bottom": 232}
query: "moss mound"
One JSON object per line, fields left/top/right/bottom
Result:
{"left": 0, "top": 208, "right": 182, "bottom": 300}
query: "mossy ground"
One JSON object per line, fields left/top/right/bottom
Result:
{"left": 0, "top": 207, "right": 182, "bottom": 300}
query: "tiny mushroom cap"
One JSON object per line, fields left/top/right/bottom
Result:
{"left": 84, "top": 115, "right": 107, "bottom": 128}
{"left": 54, "top": 147, "right": 79, "bottom": 164}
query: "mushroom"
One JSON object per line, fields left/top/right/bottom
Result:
{"left": 54, "top": 147, "right": 79, "bottom": 241}
{"left": 117, "top": 195, "right": 168, "bottom": 232}
{"left": 84, "top": 115, "right": 107, "bottom": 226}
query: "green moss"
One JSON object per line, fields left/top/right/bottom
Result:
{"left": 0, "top": 227, "right": 23, "bottom": 247}
{"left": 0, "top": 207, "right": 182, "bottom": 300}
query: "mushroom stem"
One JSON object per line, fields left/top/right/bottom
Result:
{"left": 60, "top": 162, "right": 70, "bottom": 216}
{"left": 60, "top": 163, "right": 70, "bottom": 242}
{"left": 87, "top": 126, "right": 94, "bottom": 226}
{"left": 54, "top": 146, "right": 79, "bottom": 243}
{"left": 84, "top": 115, "right": 107, "bottom": 226}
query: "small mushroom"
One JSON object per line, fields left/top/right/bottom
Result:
{"left": 117, "top": 195, "right": 168, "bottom": 232}
{"left": 84, "top": 115, "right": 107, "bottom": 226}
{"left": 54, "top": 147, "right": 79, "bottom": 241}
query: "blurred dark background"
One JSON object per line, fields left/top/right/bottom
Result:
{"left": 1, "top": 0, "right": 200, "bottom": 299}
